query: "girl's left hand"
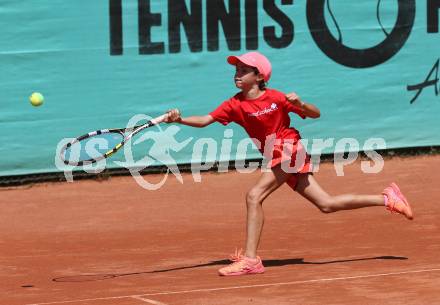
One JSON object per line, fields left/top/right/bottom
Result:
{"left": 285, "top": 92, "right": 303, "bottom": 107}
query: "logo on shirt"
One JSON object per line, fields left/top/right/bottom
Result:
{"left": 248, "top": 103, "right": 278, "bottom": 117}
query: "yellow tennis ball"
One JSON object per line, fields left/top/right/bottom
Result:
{"left": 29, "top": 92, "right": 44, "bottom": 107}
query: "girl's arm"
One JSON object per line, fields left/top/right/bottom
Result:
{"left": 180, "top": 115, "right": 215, "bottom": 127}
{"left": 164, "top": 109, "right": 215, "bottom": 127}
{"left": 285, "top": 92, "right": 321, "bottom": 119}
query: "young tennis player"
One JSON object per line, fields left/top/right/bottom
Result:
{"left": 164, "top": 51, "right": 413, "bottom": 276}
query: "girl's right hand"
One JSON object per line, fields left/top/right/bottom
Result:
{"left": 164, "top": 108, "right": 181, "bottom": 123}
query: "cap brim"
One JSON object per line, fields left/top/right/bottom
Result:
{"left": 227, "top": 55, "right": 240, "bottom": 65}
{"left": 227, "top": 55, "right": 256, "bottom": 68}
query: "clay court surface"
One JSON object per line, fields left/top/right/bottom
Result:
{"left": 1, "top": 155, "right": 440, "bottom": 305}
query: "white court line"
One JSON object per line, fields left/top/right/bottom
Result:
{"left": 26, "top": 267, "right": 440, "bottom": 305}
{"left": 131, "top": 296, "right": 168, "bottom": 305}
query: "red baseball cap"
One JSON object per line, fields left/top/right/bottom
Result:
{"left": 227, "top": 51, "right": 272, "bottom": 82}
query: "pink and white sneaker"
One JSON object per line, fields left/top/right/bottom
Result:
{"left": 382, "top": 182, "right": 413, "bottom": 220}
{"left": 218, "top": 249, "right": 265, "bottom": 276}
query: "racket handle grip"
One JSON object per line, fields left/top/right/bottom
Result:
{"left": 150, "top": 114, "right": 168, "bottom": 125}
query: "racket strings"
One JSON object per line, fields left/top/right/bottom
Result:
{"left": 63, "top": 132, "right": 124, "bottom": 164}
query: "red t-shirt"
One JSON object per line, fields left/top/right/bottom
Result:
{"left": 210, "top": 88, "right": 310, "bottom": 170}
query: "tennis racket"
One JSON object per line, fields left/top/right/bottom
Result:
{"left": 60, "top": 113, "right": 167, "bottom": 166}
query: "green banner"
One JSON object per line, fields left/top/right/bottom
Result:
{"left": 1, "top": 1, "right": 439, "bottom": 176}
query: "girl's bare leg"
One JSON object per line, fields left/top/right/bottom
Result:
{"left": 244, "top": 165, "right": 292, "bottom": 258}
{"left": 295, "top": 173, "right": 384, "bottom": 213}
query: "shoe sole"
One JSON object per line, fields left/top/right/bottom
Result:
{"left": 218, "top": 267, "right": 265, "bottom": 276}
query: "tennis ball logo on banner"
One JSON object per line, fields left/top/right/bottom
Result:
{"left": 306, "top": 0, "right": 416, "bottom": 68}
